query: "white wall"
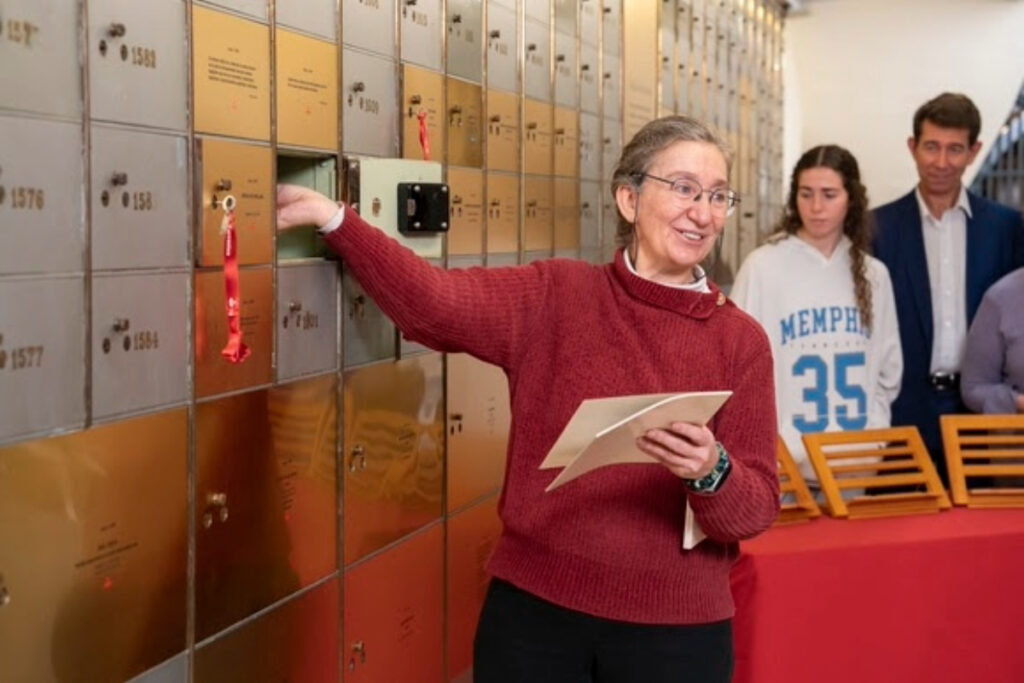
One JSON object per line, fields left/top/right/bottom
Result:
{"left": 783, "top": 0, "right": 1024, "bottom": 207}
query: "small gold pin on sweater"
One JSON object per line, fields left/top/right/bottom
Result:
{"left": 716, "top": 292, "right": 726, "bottom": 306}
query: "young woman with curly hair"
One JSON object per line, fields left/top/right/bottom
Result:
{"left": 731, "top": 144, "right": 903, "bottom": 485}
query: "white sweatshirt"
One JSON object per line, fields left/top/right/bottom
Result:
{"left": 730, "top": 234, "right": 903, "bottom": 482}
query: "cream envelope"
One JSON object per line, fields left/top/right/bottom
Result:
{"left": 542, "top": 390, "right": 732, "bottom": 492}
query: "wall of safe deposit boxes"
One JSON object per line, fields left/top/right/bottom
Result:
{"left": 0, "top": 1, "right": 784, "bottom": 681}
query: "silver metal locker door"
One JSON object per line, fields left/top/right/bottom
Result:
{"left": 523, "top": 19, "right": 552, "bottom": 102}
{"left": 276, "top": 0, "right": 337, "bottom": 42}
{"left": 553, "top": 30, "right": 578, "bottom": 109}
{"left": 199, "top": 0, "right": 268, "bottom": 21}
{"left": 342, "top": 48, "right": 400, "bottom": 157}
{"left": 91, "top": 125, "right": 189, "bottom": 270}
{"left": 485, "top": 0, "right": 518, "bottom": 94}
{"left": 580, "top": 178, "right": 602, "bottom": 251}
{"left": 446, "top": 0, "right": 483, "bottom": 84}
{"left": 602, "top": 52, "right": 621, "bottom": 120}
{"left": 342, "top": 269, "right": 397, "bottom": 368}
{"left": 525, "top": 0, "right": 550, "bottom": 24}
{"left": 88, "top": 0, "right": 188, "bottom": 131}
{"left": 0, "top": 0, "right": 81, "bottom": 119}
{"left": 127, "top": 653, "right": 188, "bottom": 683}
{"left": 343, "top": 0, "right": 397, "bottom": 59}
{"left": 578, "top": 111, "right": 601, "bottom": 181}
{"left": 602, "top": 0, "right": 622, "bottom": 56}
{"left": 601, "top": 117, "right": 622, "bottom": 181}
{"left": 0, "top": 276, "right": 85, "bottom": 443}
{"left": 579, "top": 42, "right": 599, "bottom": 114}
{"left": 277, "top": 262, "right": 340, "bottom": 382}
{"left": 580, "top": 0, "right": 600, "bottom": 47}
{"left": 0, "top": 115, "right": 84, "bottom": 275}
{"left": 91, "top": 272, "right": 189, "bottom": 421}
{"left": 400, "top": 0, "right": 443, "bottom": 71}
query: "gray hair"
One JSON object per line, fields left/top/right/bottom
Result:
{"left": 610, "top": 116, "right": 731, "bottom": 247}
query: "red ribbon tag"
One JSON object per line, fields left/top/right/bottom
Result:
{"left": 416, "top": 109, "right": 431, "bottom": 160}
{"left": 219, "top": 201, "right": 250, "bottom": 364}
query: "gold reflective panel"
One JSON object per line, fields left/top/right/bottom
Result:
{"left": 195, "top": 577, "right": 339, "bottom": 683}
{"left": 195, "top": 374, "right": 338, "bottom": 640}
{"left": 344, "top": 524, "right": 444, "bottom": 683}
{"left": 446, "top": 354, "right": 509, "bottom": 512}
{"left": 523, "top": 98, "right": 553, "bottom": 176}
{"left": 343, "top": 354, "right": 444, "bottom": 566}
{"left": 402, "top": 65, "right": 445, "bottom": 161}
{"left": 446, "top": 77, "right": 483, "bottom": 168}
{"left": 553, "top": 177, "right": 581, "bottom": 252}
{"left": 485, "top": 172, "right": 519, "bottom": 255}
{"left": 195, "top": 267, "right": 274, "bottom": 399}
{"left": 523, "top": 175, "right": 554, "bottom": 252}
{"left": 485, "top": 89, "right": 519, "bottom": 172}
{"left": 192, "top": 6, "right": 271, "bottom": 140}
{"left": 196, "top": 138, "right": 274, "bottom": 267}
{"left": 445, "top": 167, "right": 484, "bottom": 257}
{"left": 622, "top": 0, "right": 658, "bottom": 141}
{"left": 446, "top": 496, "right": 501, "bottom": 681}
{"left": 553, "top": 107, "right": 579, "bottom": 178}
{"left": 0, "top": 410, "right": 187, "bottom": 683}
{"left": 275, "top": 29, "right": 339, "bottom": 152}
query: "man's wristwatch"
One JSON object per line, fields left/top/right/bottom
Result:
{"left": 686, "top": 442, "right": 732, "bottom": 495}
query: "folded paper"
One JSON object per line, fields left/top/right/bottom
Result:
{"left": 541, "top": 391, "right": 733, "bottom": 492}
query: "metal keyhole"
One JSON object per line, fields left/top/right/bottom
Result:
{"left": 350, "top": 294, "right": 366, "bottom": 320}
{"left": 0, "top": 574, "right": 9, "bottom": 608}
{"left": 351, "top": 641, "right": 366, "bottom": 665}
{"left": 349, "top": 445, "right": 366, "bottom": 473}
{"left": 204, "top": 492, "right": 229, "bottom": 527}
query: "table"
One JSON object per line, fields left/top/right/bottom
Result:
{"left": 730, "top": 508, "right": 1024, "bottom": 683}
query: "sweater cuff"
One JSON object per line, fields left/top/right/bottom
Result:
{"left": 318, "top": 205, "right": 345, "bottom": 235}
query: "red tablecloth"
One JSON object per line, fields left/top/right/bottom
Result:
{"left": 730, "top": 508, "right": 1024, "bottom": 683}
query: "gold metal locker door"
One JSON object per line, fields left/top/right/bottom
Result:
{"left": 343, "top": 354, "right": 445, "bottom": 566}
{"left": 343, "top": 523, "right": 444, "bottom": 683}
{"left": 446, "top": 495, "right": 502, "bottom": 682}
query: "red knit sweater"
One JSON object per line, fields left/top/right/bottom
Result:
{"left": 326, "top": 210, "right": 779, "bottom": 624}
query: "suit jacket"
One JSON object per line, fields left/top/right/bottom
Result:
{"left": 872, "top": 189, "right": 1024, "bottom": 451}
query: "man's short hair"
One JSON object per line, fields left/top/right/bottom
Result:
{"left": 913, "top": 93, "right": 981, "bottom": 146}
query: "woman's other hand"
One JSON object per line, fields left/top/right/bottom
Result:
{"left": 637, "top": 422, "right": 717, "bottom": 480}
{"left": 276, "top": 184, "right": 339, "bottom": 231}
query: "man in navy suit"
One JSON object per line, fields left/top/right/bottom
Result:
{"left": 873, "top": 93, "right": 1024, "bottom": 482}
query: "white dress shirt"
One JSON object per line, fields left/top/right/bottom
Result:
{"left": 915, "top": 186, "right": 971, "bottom": 374}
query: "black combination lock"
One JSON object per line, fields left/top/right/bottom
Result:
{"left": 397, "top": 182, "right": 450, "bottom": 235}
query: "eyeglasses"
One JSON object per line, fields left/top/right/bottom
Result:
{"left": 636, "top": 173, "right": 740, "bottom": 217}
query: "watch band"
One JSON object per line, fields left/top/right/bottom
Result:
{"left": 686, "top": 442, "right": 731, "bottom": 495}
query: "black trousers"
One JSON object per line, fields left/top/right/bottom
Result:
{"left": 473, "top": 579, "right": 733, "bottom": 683}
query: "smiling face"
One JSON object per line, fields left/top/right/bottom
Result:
{"left": 795, "top": 166, "right": 849, "bottom": 254}
{"left": 908, "top": 121, "right": 981, "bottom": 200}
{"left": 614, "top": 140, "right": 728, "bottom": 284}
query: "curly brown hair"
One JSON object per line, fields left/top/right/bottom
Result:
{"left": 773, "top": 144, "right": 874, "bottom": 330}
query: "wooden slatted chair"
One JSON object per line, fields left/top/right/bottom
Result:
{"left": 940, "top": 414, "right": 1024, "bottom": 508}
{"left": 802, "top": 427, "right": 951, "bottom": 519}
{"left": 774, "top": 437, "right": 820, "bottom": 525}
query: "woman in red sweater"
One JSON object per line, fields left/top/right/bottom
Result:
{"left": 277, "top": 116, "right": 779, "bottom": 683}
